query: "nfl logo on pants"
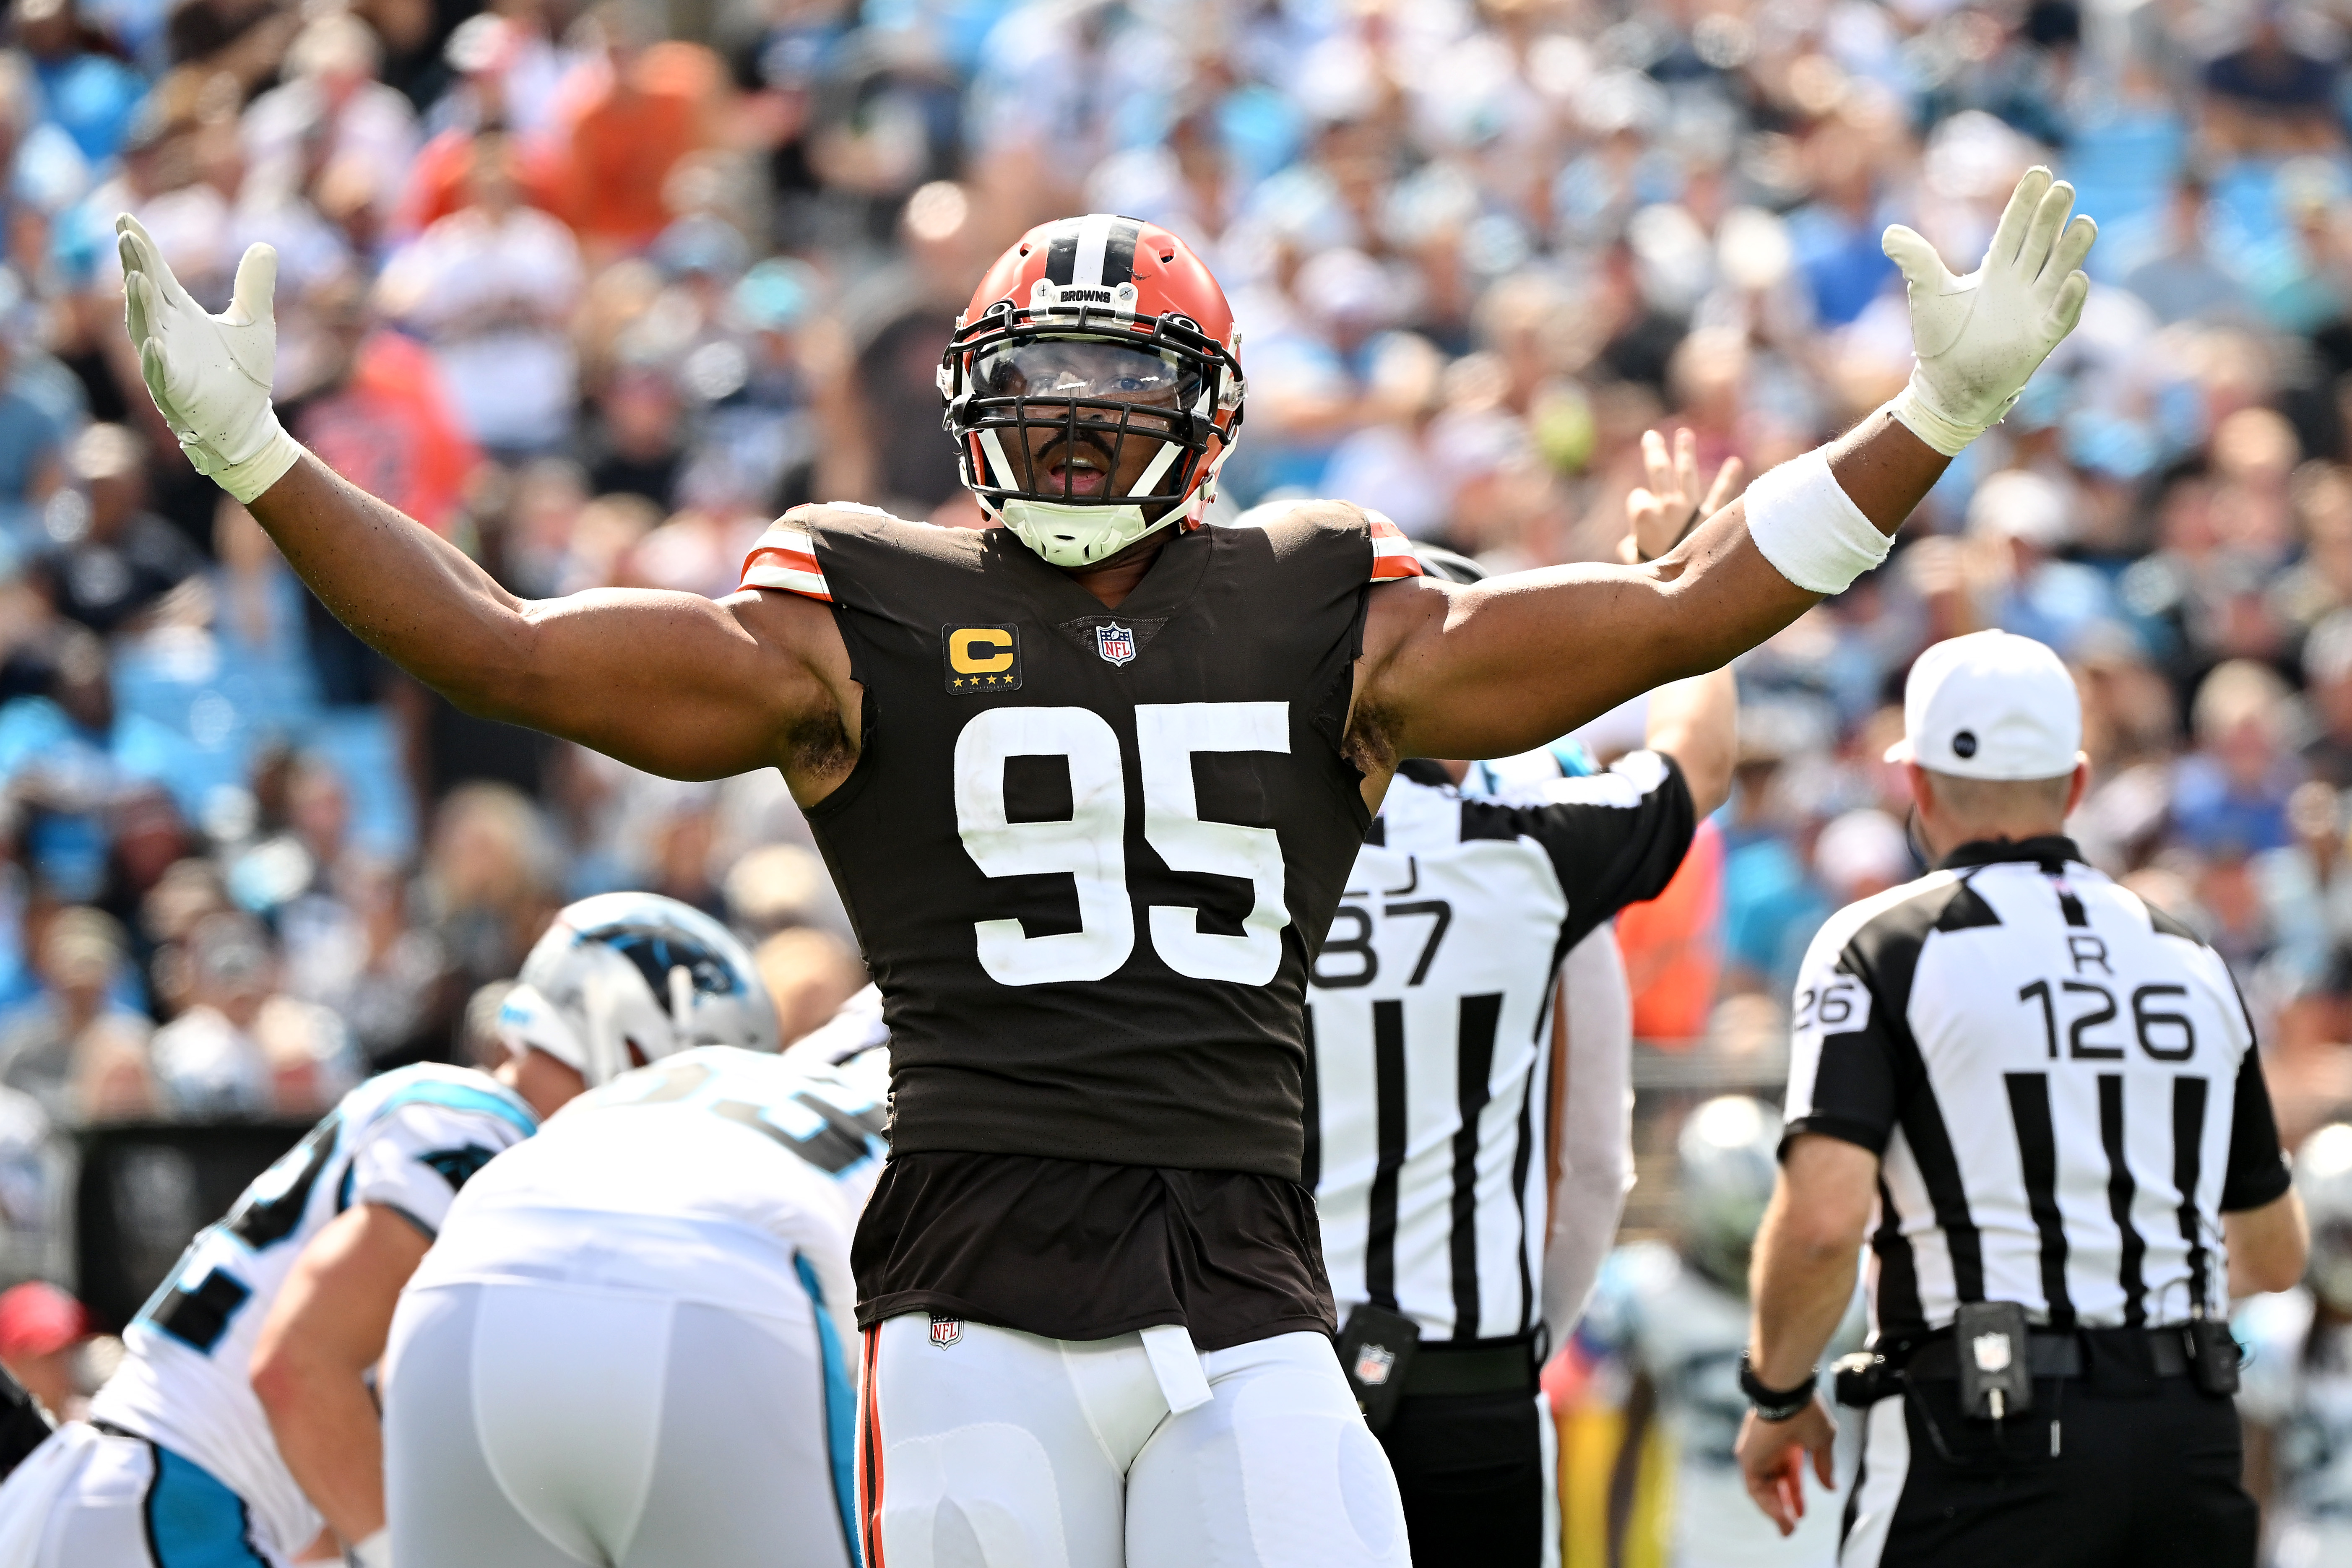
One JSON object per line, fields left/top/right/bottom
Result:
{"left": 929, "top": 1314, "right": 962, "bottom": 1348}
{"left": 1095, "top": 623, "right": 1136, "bottom": 666}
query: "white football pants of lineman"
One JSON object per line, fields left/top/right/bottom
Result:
{"left": 860, "top": 1314, "right": 1410, "bottom": 1568}
{"left": 384, "top": 1279, "right": 856, "bottom": 1568}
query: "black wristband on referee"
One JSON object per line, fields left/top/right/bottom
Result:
{"left": 1738, "top": 1351, "right": 1817, "bottom": 1421}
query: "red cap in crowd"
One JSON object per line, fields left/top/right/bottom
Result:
{"left": 0, "top": 1283, "right": 88, "bottom": 1362}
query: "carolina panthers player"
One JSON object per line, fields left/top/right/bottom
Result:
{"left": 0, "top": 1062, "right": 544, "bottom": 1568}
{"left": 117, "top": 168, "right": 2094, "bottom": 1565}
{"left": 0, "top": 892, "right": 769, "bottom": 1568}
{"left": 2238, "top": 1121, "right": 2352, "bottom": 1568}
{"left": 1580, "top": 1097, "right": 1862, "bottom": 1568}
{"left": 382, "top": 961, "right": 886, "bottom": 1566}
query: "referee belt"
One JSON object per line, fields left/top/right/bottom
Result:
{"left": 1403, "top": 1337, "right": 1540, "bottom": 1397}
{"left": 1901, "top": 1325, "right": 2191, "bottom": 1381}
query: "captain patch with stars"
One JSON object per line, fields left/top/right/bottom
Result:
{"left": 942, "top": 623, "right": 1022, "bottom": 694}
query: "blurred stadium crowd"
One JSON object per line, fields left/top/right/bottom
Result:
{"left": 0, "top": 0, "right": 2350, "bottom": 1533}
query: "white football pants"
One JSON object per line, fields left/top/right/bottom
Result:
{"left": 859, "top": 1314, "right": 1410, "bottom": 1568}
{"left": 384, "top": 1278, "right": 857, "bottom": 1568}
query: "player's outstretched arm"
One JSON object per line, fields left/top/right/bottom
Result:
{"left": 116, "top": 215, "right": 851, "bottom": 790}
{"left": 1354, "top": 168, "right": 2093, "bottom": 772}
{"left": 249, "top": 457, "right": 850, "bottom": 784}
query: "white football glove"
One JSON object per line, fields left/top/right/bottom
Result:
{"left": 345, "top": 1529, "right": 392, "bottom": 1568}
{"left": 1881, "top": 166, "right": 2096, "bottom": 457}
{"left": 116, "top": 213, "right": 303, "bottom": 504}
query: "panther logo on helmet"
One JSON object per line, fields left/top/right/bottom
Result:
{"left": 939, "top": 214, "right": 1245, "bottom": 569}
{"left": 497, "top": 892, "right": 780, "bottom": 1087}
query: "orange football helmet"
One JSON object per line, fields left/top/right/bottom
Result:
{"left": 939, "top": 214, "right": 1245, "bottom": 566}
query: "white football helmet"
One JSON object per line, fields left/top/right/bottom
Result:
{"left": 498, "top": 893, "right": 779, "bottom": 1086}
{"left": 1678, "top": 1095, "right": 1782, "bottom": 1293}
{"left": 2296, "top": 1121, "right": 2352, "bottom": 1313}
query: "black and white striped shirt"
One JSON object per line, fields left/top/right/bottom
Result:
{"left": 1785, "top": 836, "right": 2292, "bottom": 1341}
{"left": 1308, "top": 753, "right": 1694, "bottom": 1342}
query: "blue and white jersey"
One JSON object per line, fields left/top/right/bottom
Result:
{"left": 410, "top": 1042, "right": 891, "bottom": 1348}
{"left": 88, "top": 1065, "right": 538, "bottom": 1558}
{"left": 1580, "top": 1241, "right": 1863, "bottom": 1568}
{"left": 2237, "top": 1287, "right": 2352, "bottom": 1566}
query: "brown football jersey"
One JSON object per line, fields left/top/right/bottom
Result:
{"left": 740, "top": 504, "right": 1421, "bottom": 1342}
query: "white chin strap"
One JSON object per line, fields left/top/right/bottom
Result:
{"left": 980, "top": 428, "right": 1187, "bottom": 568}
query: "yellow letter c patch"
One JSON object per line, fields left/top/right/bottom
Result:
{"left": 942, "top": 624, "right": 1023, "bottom": 694}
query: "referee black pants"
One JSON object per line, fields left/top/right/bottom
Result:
{"left": 1841, "top": 1373, "right": 2256, "bottom": 1567}
{"left": 1375, "top": 1389, "right": 1553, "bottom": 1568}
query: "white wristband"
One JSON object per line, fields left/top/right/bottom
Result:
{"left": 346, "top": 1528, "right": 392, "bottom": 1568}
{"left": 1742, "top": 446, "right": 1894, "bottom": 595}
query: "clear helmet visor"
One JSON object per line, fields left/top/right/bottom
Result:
{"left": 970, "top": 338, "right": 1201, "bottom": 413}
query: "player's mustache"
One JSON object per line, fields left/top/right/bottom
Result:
{"left": 1031, "top": 430, "right": 1118, "bottom": 472}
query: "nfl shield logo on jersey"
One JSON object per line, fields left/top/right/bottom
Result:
{"left": 1353, "top": 1343, "right": 1396, "bottom": 1386}
{"left": 1095, "top": 623, "right": 1137, "bottom": 666}
{"left": 929, "top": 1314, "right": 962, "bottom": 1349}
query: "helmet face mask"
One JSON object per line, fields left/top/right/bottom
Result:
{"left": 942, "top": 216, "right": 1244, "bottom": 568}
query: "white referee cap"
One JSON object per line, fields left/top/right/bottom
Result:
{"left": 1884, "top": 629, "right": 2084, "bottom": 780}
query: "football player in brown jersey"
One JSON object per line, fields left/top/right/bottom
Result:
{"left": 117, "top": 170, "right": 2092, "bottom": 1568}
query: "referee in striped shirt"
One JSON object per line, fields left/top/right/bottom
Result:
{"left": 1307, "top": 431, "right": 1738, "bottom": 1566}
{"left": 1733, "top": 629, "right": 2309, "bottom": 1568}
